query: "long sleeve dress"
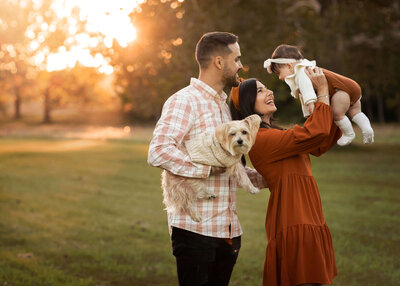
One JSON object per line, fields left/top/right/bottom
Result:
{"left": 248, "top": 102, "right": 341, "bottom": 286}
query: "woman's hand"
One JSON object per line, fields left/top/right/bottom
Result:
{"left": 305, "top": 67, "right": 329, "bottom": 96}
{"left": 305, "top": 67, "right": 330, "bottom": 105}
{"left": 307, "top": 102, "right": 315, "bottom": 114}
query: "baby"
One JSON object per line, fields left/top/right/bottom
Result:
{"left": 264, "top": 44, "right": 374, "bottom": 146}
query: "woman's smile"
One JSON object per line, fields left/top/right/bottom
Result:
{"left": 265, "top": 97, "right": 275, "bottom": 106}
{"left": 255, "top": 81, "right": 277, "bottom": 121}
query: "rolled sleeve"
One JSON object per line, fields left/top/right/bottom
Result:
{"left": 148, "top": 94, "right": 211, "bottom": 178}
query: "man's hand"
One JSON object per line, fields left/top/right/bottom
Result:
{"left": 210, "top": 166, "right": 226, "bottom": 175}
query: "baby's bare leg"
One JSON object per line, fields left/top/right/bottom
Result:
{"left": 331, "top": 90, "right": 355, "bottom": 146}
{"left": 347, "top": 99, "right": 362, "bottom": 118}
{"left": 331, "top": 90, "right": 350, "bottom": 121}
{"left": 348, "top": 99, "right": 374, "bottom": 144}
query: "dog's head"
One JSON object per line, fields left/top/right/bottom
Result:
{"left": 215, "top": 114, "right": 261, "bottom": 156}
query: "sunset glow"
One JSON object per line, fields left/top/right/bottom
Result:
{"left": 32, "top": 0, "right": 143, "bottom": 73}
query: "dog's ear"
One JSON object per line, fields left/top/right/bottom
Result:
{"left": 244, "top": 115, "right": 261, "bottom": 143}
{"left": 215, "top": 123, "right": 234, "bottom": 154}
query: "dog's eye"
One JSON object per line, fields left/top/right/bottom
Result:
{"left": 230, "top": 132, "right": 236, "bottom": 136}
{"left": 242, "top": 131, "right": 247, "bottom": 135}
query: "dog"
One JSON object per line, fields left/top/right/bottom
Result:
{"left": 162, "top": 114, "right": 262, "bottom": 222}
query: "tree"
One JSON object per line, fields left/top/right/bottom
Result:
{"left": 0, "top": 0, "right": 37, "bottom": 119}
{"left": 116, "top": 0, "right": 400, "bottom": 123}
{"left": 110, "top": 0, "right": 186, "bottom": 121}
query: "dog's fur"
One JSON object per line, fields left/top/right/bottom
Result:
{"left": 162, "top": 114, "right": 262, "bottom": 222}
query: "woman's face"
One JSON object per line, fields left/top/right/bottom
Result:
{"left": 254, "top": 81, "right": 276, "bottom": 117}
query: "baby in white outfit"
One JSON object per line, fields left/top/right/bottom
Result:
{"left": 264, "top": 44, "right": 374, "bottom": 146}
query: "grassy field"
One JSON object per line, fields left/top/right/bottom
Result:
{"left": 0, "top": 124, "right": 399, "bottom": 285}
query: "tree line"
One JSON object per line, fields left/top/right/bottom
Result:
{"left": 1, "top": 0, "right": 399, "bottom": 123}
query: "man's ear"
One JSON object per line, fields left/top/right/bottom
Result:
{"left": 214, "top": 56, "right": 224, "bottom": 70}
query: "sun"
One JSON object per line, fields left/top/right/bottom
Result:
{"left": 34, "top": 0, "right": 143, "bottom": 73}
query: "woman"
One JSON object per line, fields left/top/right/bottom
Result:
{"left": 230, "top": 68, "right": 341, "bottom": 286}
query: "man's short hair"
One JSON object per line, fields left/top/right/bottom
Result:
{"left": 195, "top": 32, "right": 239, "bottom": 69}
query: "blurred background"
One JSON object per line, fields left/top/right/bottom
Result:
{"left": 0, "top": 0, "right": 399, "bottom": 126}
{"left": 1, "top": 1, "right": 399, "bottom": 285}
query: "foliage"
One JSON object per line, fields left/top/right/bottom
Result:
{"left": 0, "top": 0, "right": 112, "bottom": 122}
{"left": 0, "top": 0, "right": 399, "bottom": 123}
{"left": 112, "top": 0, "right": 400, "bottom": 123}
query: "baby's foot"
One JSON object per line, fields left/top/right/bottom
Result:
{"left": 362, "top": 128, "right": 374, "bottom": 144}
{"left": 337, "top": 132, "right": 355, "bottom": 146}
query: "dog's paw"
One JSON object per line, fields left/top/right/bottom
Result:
{"left": 191, "top": 214, "right": 202, "bottom": 222}
{"left": 250, "top": 187, "right": 260, "bottom": 194}
{"left": 188, "top": 208, "right": 202, "bottom": 222}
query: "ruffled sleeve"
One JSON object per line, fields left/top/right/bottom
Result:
{"left": 251, "top": 102, "right": 335, "bottom": 163}
{"left": 310, "top": 120, "right": 342, "bottom": 157}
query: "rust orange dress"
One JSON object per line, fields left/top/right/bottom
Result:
{"left": 249, "top": 102, "right": 341, "bottom": 286}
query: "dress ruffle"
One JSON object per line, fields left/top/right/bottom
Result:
{"left": 264, "top": 224, "right": 337, "bottom": 286}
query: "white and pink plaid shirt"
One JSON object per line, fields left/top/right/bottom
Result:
{"left": 148, "top": 78, "right": 266, "bottom": 239}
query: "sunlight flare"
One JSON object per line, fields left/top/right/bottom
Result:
{"left": 35, "top": 0, "right": 142, "bottom": 73}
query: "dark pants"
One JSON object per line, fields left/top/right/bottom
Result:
{"left": 171, "top": 227, "right": 241, "bottom": 286}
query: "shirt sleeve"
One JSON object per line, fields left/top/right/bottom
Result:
{"left": 254, "top": 102, "right": 334, "bottom": 163}
{"left": 297, "top": 68, "right": 317, "bottom": 105}
{"left": 147, "top": 93, "right": 211, "bottom": 178}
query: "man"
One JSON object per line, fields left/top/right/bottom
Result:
{"left": 148, "top": 32, "right": 266, "bottom": 286}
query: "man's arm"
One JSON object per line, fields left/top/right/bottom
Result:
{"left": 148, "top": 93, "right": 212, "bottom": 178}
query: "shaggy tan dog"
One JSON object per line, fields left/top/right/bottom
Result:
{"left": 162, "top": 114, "right": 261, "bottom": 222}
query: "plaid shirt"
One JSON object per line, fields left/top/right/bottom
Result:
{"left": 148, "top": 78, "right": 266, "bottom": 239}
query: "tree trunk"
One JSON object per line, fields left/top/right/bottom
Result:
{"left": 377, "top": 94, "right": 385, "bottom": 123}
{"left": 14, "top": 86, "right": 21, "bottom": 120}
{"left": 363, "top": 87, "right": 374, "bottom": 121}
{"left": 43, "top": 88, "right": 52, "bottom": 123}
{"left": 397, "top": 95, "right": 400, "bottom": 123}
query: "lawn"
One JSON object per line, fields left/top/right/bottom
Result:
{"left": 0, "top": 125, "right": 399, "bottom": 285}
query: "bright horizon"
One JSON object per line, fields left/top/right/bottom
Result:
{"left": 30, "top": 0, "right": 144, "bottom": 74}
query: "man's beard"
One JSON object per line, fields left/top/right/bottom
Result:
{"left": 223, "top": 69, "right": 239, "bottom": 88}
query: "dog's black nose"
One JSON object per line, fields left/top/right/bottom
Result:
{"left": 237, "top": 139, "right": 243, "bottom": 145}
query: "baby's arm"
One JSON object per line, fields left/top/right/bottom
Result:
{"left": 297, "top": 68, "right": 317, "bottom": 114}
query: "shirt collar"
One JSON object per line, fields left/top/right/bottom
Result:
{"left": 190, "top": 78, "right": 228, "bottom": 102}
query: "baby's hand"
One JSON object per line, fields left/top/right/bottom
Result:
{"left": 307, "top": 102, "right": 315, "bottom": 114}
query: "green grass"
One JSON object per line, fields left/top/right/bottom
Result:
{"left": 0, "top": 125, "right": 399, "bottom": 285}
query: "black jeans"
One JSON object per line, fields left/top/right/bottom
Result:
{"left": 171, "top": 227, "right": 241, "bottom": 286}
